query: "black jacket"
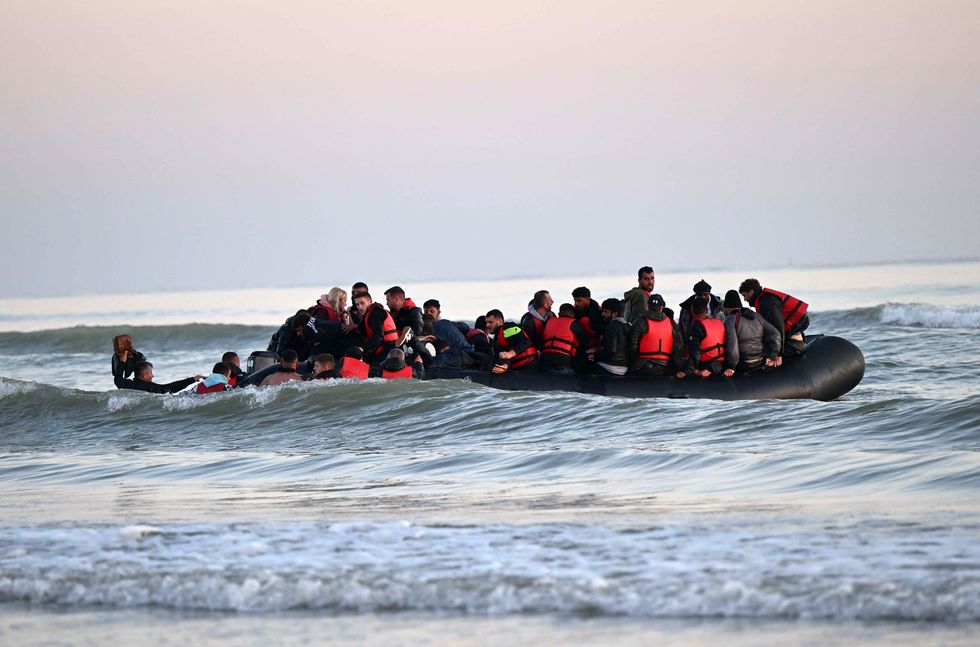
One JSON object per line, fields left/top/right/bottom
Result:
{"left": 114, "top": 375, "right": 196, "bottom": 394}
{"left": 111, "top": 351, "right": 146, "bottom": 382}
{"left": 574, "top": 299, "right": 606, "bottom": 341}
{"left": 678, "top": 294, "right": 724, "bottom": 338}
{"left": 358, "top": 304, "right": 396, "bottom": 359}
{"left": 492, "top": 321, "right": 534, "bottom": 357}
{"left": 595, "top": 317, "right": 630, "bottom": 367}
{"left": 749, "top": 289, "right": 811, "bottom": 350}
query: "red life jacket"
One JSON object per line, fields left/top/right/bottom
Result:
{"left": 228, "top": 375, "right": 237, "bottom": 387}
{"left": 751, "top": 288, "right": 809, "bottom": 332}
{"left": 363, "top": 305, "right": 399, "bottom": 356}
{"left": 637, "top": 317, "right": 674, "bottom": 364}
{"left": 524, "top": 314, "right": 547, "bottom": 347}
{"left": 541, "top": 318, "right": 579, "bottom": 358}
{"left": 578, "top": 316, "right": 602, "bottom": 349}
{"left": 465, "top": 328, "right": 489, "bottom": 343}
{"left": 698, "top": 318, "right": 725, "bottom": 364}
{"left": 339, "top": 357, "right": 370, "bottom": 380}
{"left": 381, "top": 366, "right": 413, "bottom": 379}
{"left": 495, "top": 324, "right": 539, "bottom": 369}
{"left": 194, "top": 382, "right": 228, "bottom": 394}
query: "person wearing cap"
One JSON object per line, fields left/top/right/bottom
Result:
{"left": 623, "top": 266, "right": 655, "bottom": 324}
{"left": 591, "top": 298, "right": 630, "bottom": 376}
{"left": 684, "top": 300, "right": 727, "bottom": 378}
{"left": 738, "top": 278, "right": 810, "bottom": 358}
{"left": 678, "top": 279, "right": 724, "bottom": 338}
{"left": 629, "top": 294, "right": 685, "bottom": 377}
{"left": 721, "top": 290, "right": 782, "bottom": 375}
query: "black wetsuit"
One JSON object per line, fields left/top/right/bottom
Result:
{"left": 111, "top": 351, "right": 146, "bottom": 383}
{"left": 114, "top": 375, "right": 196, "bottom": 394}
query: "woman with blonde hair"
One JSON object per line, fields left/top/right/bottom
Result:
{"left": 310, "top": 287, "right": 348, "bottom": 322}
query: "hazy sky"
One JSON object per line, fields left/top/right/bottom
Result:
{"left": 1, "top": 1, "right": 978, "bottom": 297}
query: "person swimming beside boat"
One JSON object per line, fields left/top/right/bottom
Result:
{"left": 485, "top": 309, "right": 539, "bottom": 374}
{"left": 369, "top": 348, "right": 424, "bottom": 379}
{"left": 739, "top": 278, "right": 810, "bottom": 360}
{"left": 221, "top": 351, "right": 243, "bottom": 386}
{"left": 259, "top": 349, "right": 304, "bottom": 387}
{"left": 115, "top": 361, "right": 203, "bottom": 394}
{"left": 685, "top": 300, "right": 727, "bottom": 378}
{"left": 591, "top": 298, "right": 630, "bottom": 376}
{"left": 722, "top": 290, "right": 781, "bottom": 376}
{"left": 195, "top": 362, "right": 233, "bottom": 394}
{"left": 629, "top": 294, "right": 685, "bottom": 377}
{"left": 111, "top": 334, "right": 146, "bottom": 385}
{"left": 308, "top": 353, "right": 339, "bottom": 380}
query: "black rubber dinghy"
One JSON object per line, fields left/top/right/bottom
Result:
{"left": 423, "top": 334, "right": 865, "bottom": 401}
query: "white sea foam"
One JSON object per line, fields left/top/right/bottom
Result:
{"left": 1, "top": 521, "right": 977, "bottom": 621}
{"left": 0, "top": 378, "right": 37, "bottom": 400}
{"left": 880, "top": 303, "right": 980, "bottom": 329}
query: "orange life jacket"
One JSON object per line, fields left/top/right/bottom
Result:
{"left": 541, "top": 317, "right": 579, "bottom": 358}
{"left": 751, "top": 288, "right": 808, "bottom": 332}
{"left": 381, "top": 366, "right": 413, "bottom": 379}
{"left": 339, "top": 357, "right": 370, "bottom": 380}
{"left": 578, "top": 316, "right": 602, "bottom": 349}
{"left": 495, "top": 324, "right": 539, "bottom": 369}
{"left": 637, "top": 317, "right": 674, "bottom": 364}
{"left": 363, "top": 305, "right": 399, "bottom": 356}
{"left": 698, "top": 318, "right": 725, "bottom": 364}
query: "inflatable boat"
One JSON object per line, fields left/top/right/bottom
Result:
{"left": 422, "top": 334, "right": 865, "bottom": 401}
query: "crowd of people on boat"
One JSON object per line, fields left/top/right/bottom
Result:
{"left": 110, "top": 268, "right": 810, "bottom": 394}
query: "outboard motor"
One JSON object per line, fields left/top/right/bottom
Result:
{"left": 246, "top": 350, "right": 279, "bottom": 375}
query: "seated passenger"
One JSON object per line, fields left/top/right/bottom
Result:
{"left": 338, "top": 346, "right": 371, "bottom": 380}
{"left": 370, "top": 348, "right": 424, "bottom": 380}
{"left": 221, "top": 352, "right": 243, "bottom": 386}
{"left": 385, "top": 286, "right": 426, "bottom": 358}
{"left": 678, "top": 279, "right": 724, "bottom": 337}
{"left": 623, "top": 266, "right": 655, "bottom": 324}
{"left": 485, "top": 309, "right": 539, "bottom": 374}
{"left": 111, "top": 334, "right": 147, "bottom": 385}
{"left": 685, "top": 300, "right": 726, "bottom": 377}
{"left": 115, "top": 361, "right": 203, "bottom": 394}
{"left": 195, "top": 362, "right": 233, "bottom": 394}
{"left": 739, "top": 278, "right": 810, "bottom": 360}
{"left": 308, "top": 353, "right": 339, "bottom": 380}
{"left": 722, "top": 290, "right": 781, "bottom": 376}
{"left": 520, "top": 290, "right": 555, "bottom": 348}
{"left": 592, "top": 298, "right": 630, "bottom": 376}
{"left": 465, "top": 315, "right": 493, "bottom": 358}
{"left": 630, "top": 294, "right": 685, "bottom": 377}
{"left": 354, "top": 291, "right": 399, "bottom": 363}
{"left": 540, "top": 303, "right": 589, "bottom": 375}
{"left": 572, "top": 287, "right": 605, "bottom": 352}
{"left": 309, "top": 287, "right": 347, "bottom": 322}
{"left": 259, "top": 349, "right": 304, "bottom": 386}
{"left": 270, "top": 310, "right": 312, "bottom": 358}
{"left": 347, "top": 282, "right": 369, "bottom": 325}
{"left": 422, "top": 313, "right": 480, "bottom": 370}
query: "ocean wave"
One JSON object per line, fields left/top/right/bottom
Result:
{"left": 1, "top": 521, "right": 977, "bottom": 621}
{"left": 879, "top": 304, "right": 980, "bottom": 329}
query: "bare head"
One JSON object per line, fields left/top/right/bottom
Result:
{"left": 423, "top": 299, "right": 441, "bottom": 320}
{"left": 484, "top": 309, "right": 505, "bottom": 334}
{"left": 313, "top": 353, "right": 335, "bottom": 374}
{"left": 353, "top": 292, "right": 373, "bottom": 315}
{"left": 327, "top": 287, "right": 347, "bottom": 312}
{"left": 384, "top": 286, "right": 406, "bottom": 312}
{"left": 638, "top": 266, "right": 655, "bottom": 291}
{"left": 280, "top": 349, "right": 299, "bottom": 369}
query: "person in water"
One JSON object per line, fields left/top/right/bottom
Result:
{"left": 308, "top": 353, "right": 339, "bottom": 380}
{"left": 591, "top": 298, "right": 630, "bottom": 376}
{"left": 721, "top": 290, "right": 781, "bottom": 376}
{"left": 539, "top": 303, "right": 589, "bottom": 375}
{"left": 370, "top": 348, "right": 424, "bottom": 379}
{"left": 678, "top": 279, "right": 724, "bottom": 337}
{"left": 338, "top": 346, "right": 371, "bottom": 379}
{"left": 221, "top": 351, "right": 243, "bottom": 386}
{"left": 623, "top": 266, "right": 655, "bottom": 324}
{"left": 195, "top": 362, "right": 233, "bottom": 394}
{"left": 520, "top": 290, "right": 555, "bottom": 349}
{"left": 115, "top": 361, "right": 203, "bottom": 394}
{"left": 259, "top": 349, "right": 304, "bottom": 386}
{"left": 685, "top": 300, "right": 727, "bottom": 377}
{"left": 629, "top": 294, "right": 685, "bottom": 377}
{"left": 739, "top": 278, "right": 810, "bottom": 359}
{"left": 111, "top": 334, "right": 146, "bottom": 385}
{"left": 354, "top": 291, "right": 399, "bottom": 363}
{"left": 485, "top": 309, "right": 538, "bottom": 374}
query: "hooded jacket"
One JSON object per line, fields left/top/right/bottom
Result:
{"left": 723, "top": 308, "right": 781, "bottom": 369}
{"left": 622, "top": 288, "right": 650, "bottom": 324}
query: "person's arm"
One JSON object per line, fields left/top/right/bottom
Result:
{"left": 361, "top": 309, "right": 385, "bottom": 353}
{"left": 519, "top": 312, "right": 538, "bottom": 347}
{"left": 761, "top": 316, "right": 782, "bottom": 364}
{"left": 724, "top": 318, "right": 739, "bottom": 372}
{"left": 686, "top": 322, "right": 705, "bottom": 374}
{"left": 627, "top": 319, "right": 644, "bottom": 365}
{"left": 501, "top": 326, "right": 532, "bottom": 355}
{"left": 158, "top": 377, "right": 199, "bottom": 394}
{"left": 571, "top": 321, "right": 589, "bottom": 358}
{"left": 275, "top": 323, "right": 294, "bottom": 355}
{"left": 759, "top": 294, "right": 786, "bottom": 351}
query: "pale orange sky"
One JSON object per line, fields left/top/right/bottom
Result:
{"left": 1, "top": 2, "right": 978, "bottom": 295}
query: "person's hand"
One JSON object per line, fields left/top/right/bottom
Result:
{"left": 675, "top": 371, "right": 686, "bottom": 379}
{"left": 118, "top": 350, "right": 129, "bottom": 362}
{"left": 193, "top": 375, "right": 205, "bottom": 381}
{"left": 723, "top": 368, "right": 735, "bottom": 377}
{"left": 418, "top": 335, "right": 436, "bottom": 343}
{"left": 342, "top": 323, "right": 358, "bottom": 334}
{"left": 775, "top": 356, "right": 783, "bottom": 367}
{"left": 697, "top": 369, "right": 711, "bottom": 378}
{"left": 499, "top": 350, "right": 516, "bottom": 360}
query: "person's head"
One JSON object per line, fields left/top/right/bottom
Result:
{"left": 571, "top": 287, "right": 591, "bottom": 311}
{"left": 421, "top": 313, "right": 436, "bottom": 336}
{"left": 638, "top": 266, "right": 655, "bottom": 291}
{"left": 692, "top": 300, "right": 709, "bottom": 319}
{"left": 474, "top": 315, "right": 488, "bottom": 332}
{"left": 327, "top": 287, "right": 347, "bottom": 312}
{"left": 384, "top": 286, "right": 406, "bottom": 312}
{"left": 293, "top": 310, "right": 311, "bottom": 335}
{"left": 385, "top": 348, "right": 406, "bottom": 364}
{"left": 353, "top": 292, "right": 373, "bottom": 315}
{"left": 313, "top": 353, "right": 335, "bottom": 374}
{"left": 352, "top": 282, "right": 368, "bottom": 295}
{"left": 532, "top": 290, "right": 553, "bottom": 312}
{"left": 280, "top": 349, "right": 299, "bottom": 368}
{"left": 423, "top": 299, "right": 441, "bottom": 319}
{"left": 723, "top": 290, "right": 743, "bottom": 313}
{"left": 113, "top": 334, "right": 134, "bottom": 357}
{"left": 135, "top": 361, "right": 153, "bottom": 381}
{"left": 212, "top": 362, "right": 231, "bottom": 378}
{"left": 739, "top": 278, "right": 762, "bottom": 303}
{"left": 600, "top": 298, "right": 623, "bottom": 321}
{"left": 221, "top": 351, "right": 240, "bottom": 368}
{"left": 693, "top": 279, "right": 712, "bottom": 303}
{"left": 648, "top": 293, "right": 666, "bottom": 312}
{"left": 557, "top": 303, "right": 576, "bottom": 318}
{"left": 484, "top": 309, "right": 505, "bottom": 333}
{"left": 344, "top": 346, "right": 364, "bottom": 360}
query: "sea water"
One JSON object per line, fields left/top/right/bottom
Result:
{"left": 0, "top": 261, "right": 978, "bottom": 645}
